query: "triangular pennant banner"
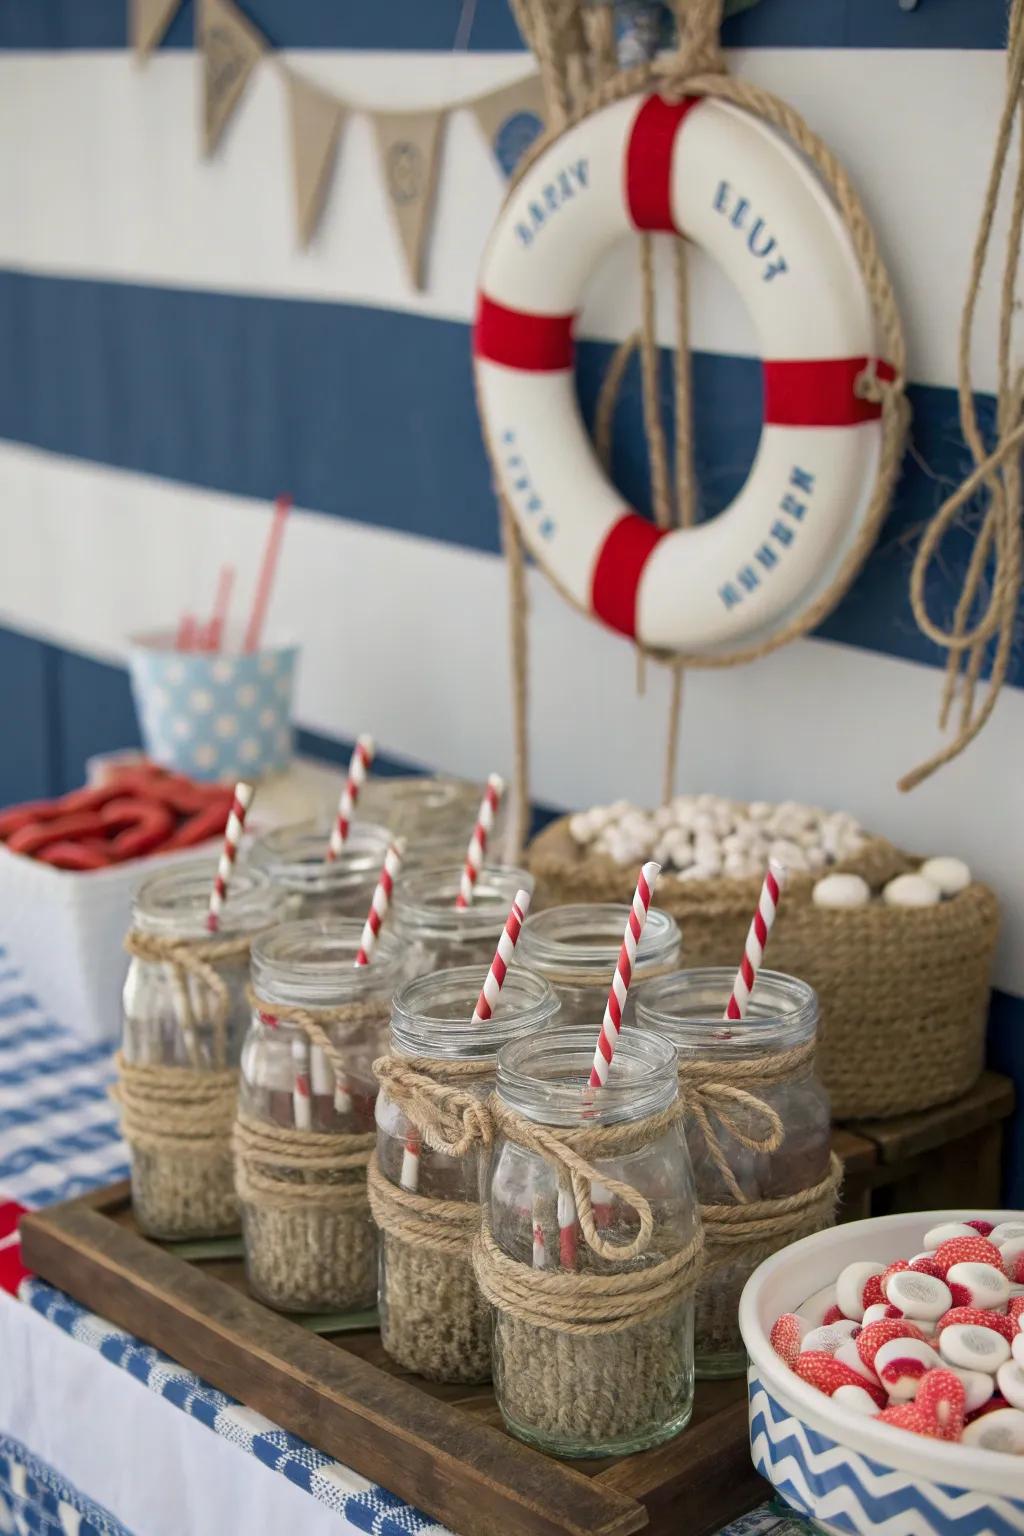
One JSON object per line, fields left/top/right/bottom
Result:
{"left": 131, "top": 0, "right": 184, "bottom": 59}
{"left": 285, "top": 70, "right": 345, "bottom": 247}
{"left": 370, "top": 108, "right": 446, "bottom": 291}
{"left": 199, "top": 0, "right": 265, "bottom": 157}
{"left": 471, "top": 74, "right": 546, "bottom": 178}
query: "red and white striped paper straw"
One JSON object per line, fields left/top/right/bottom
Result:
{"left": 454, "top": 773, "right": 504, "bottom": 909}
{"left": 175, "top": 612, "right": 198, "bottom": 652}
{"left": 532, "top": 1203, "right": 547, "bottom": 1269}
{"left": 724, "top": 858, "right": 787, "bottom": 1021}
{"left": 206, "top": 781, "right": 254, "bottom": 933}
{"left": 292, "top": 1036, "right": 312, "bottom": 1130}
{"left": 355, "top": 840, "right": 405, "bottom": 968}
{"left": 587, "top": 860, "right": 661, "bottom": 1089}
{"left": 470, "top": 887, "right": 530, "bottom": 1024}
{"left": 326, "top": 734, "right": 375, "bottom": 863}
{"left": 243, "top": 494, "right": 292, "bottom": 654}
{"left": 203, "top": 563, "right": 236, "bottom": 652}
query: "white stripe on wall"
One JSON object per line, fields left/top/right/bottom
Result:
{"left": 0, "top": 439, "right": 1019, "bottom": 995}
{"left": 0, "top": 48, "right": 1013, "bottom": 392}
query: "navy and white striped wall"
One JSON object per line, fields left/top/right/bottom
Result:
{"left": 0, "top": 1, "right": 1021, "bottom": 1193}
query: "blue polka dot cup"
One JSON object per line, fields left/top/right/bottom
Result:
{"left": 128, "top": 634, "right": 299, "bottom": 783}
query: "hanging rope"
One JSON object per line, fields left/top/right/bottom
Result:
{"left": 495, "top": 1, "right": 908, "bottom": 848}
{"left": 898, "top": 0, "right": 1024, "bottom": 791}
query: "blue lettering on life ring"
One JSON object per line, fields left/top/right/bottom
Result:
{"left": 515, "top": 160, "right": 590, "bottom": 248}
{"left": 712, "top": 179, "right": 789, "bottom": 282}
{"left": 501, "top": 429, "right": 555, "bottom": 538}
{"left": 717, "top": 466, "right": 815, "bottom": 610}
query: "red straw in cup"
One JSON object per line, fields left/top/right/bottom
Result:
{"left": 455, "top": 774, "right": 504, "bottom": 909}
{"left": 206, "top": 782, "right": 254, "bottom": 933}
{"left": 724, "top": 858, "right": 787, "bottom": 1021}
{"left": 326, "top": 735, "right": 375, "bottom": 863}
{"left": 202, "top": 564, "right": 236, "bottom": 652}
{"left": 244, "top": 495, "right": 292, "bottom": 654}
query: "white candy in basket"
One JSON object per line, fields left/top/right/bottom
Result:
{"left": 886, "top": 1270, "right": 952, "bottom": 1321}
{"left": 939, "top": 1324, "right": 1011, "bottom": 1374}
{"left": 919, "top": 856, "right": 972, "bottom": 896}
{"left": 812, "top": 873, "right": 871, "bottom": 910}
{"left": 874, "top": 1337, "right": 942, "bottom": 1400}
{"left": 947, "top": 1261, "right": 1011, "bottom": 1310}
{"left": 961, "top": 1408, "right": 1024, "bottom": 1452}
{"left": 883, "top": 873, "right": 941, "bottom": 907}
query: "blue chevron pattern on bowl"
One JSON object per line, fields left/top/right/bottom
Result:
{"left": 749, "top": 1372, "right": 1024, "bottom": 1536}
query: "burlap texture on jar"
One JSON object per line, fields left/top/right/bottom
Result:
{"left": 237, "top": 993, "right": 385, "bottom": 1313}
{"left": 369, "top": 1053, "right": 494, "bottom": 1384}
{"left": 529, "top": 820, "right": 999, "bottom": 1117}
{"left": 474, "top": 1096, "right": 704, "bottom": 1449}
{"left": 115, "top": 929, "right": 253, "bottom": 1240}
{"left": 680, "top": 1045, "right": 842, "bottom": 1365}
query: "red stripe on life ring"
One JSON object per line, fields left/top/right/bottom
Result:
{"left": 591, "top": 513, "right": 670, "bottom": 638}
{"left": 474, "top": 294, "right": 575, "bottom": 371}
{"left": 763, "top": 357, "right": 896, "bottom": 427}
{"left": 625, "top": 95, "right": 703, "bottom": 233}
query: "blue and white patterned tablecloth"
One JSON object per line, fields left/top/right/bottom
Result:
{"left": 0, "top": 945, "right": 791, "bottom": 1536}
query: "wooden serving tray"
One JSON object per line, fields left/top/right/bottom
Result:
{"left": 20, "top": 1183, "right": 766, "bottom": 1536}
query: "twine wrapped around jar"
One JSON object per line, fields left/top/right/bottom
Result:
{"left": 678, "top": 1041, "right": 842, "bottom": 1364}
{"left": 237, "top": 990, "right": 383, "bottom": 1313}
{"left": 115, "top": 928, "right": 254, "bottom": 1239}
{"left": 473, "top": 1095, "right": 703, "bottom": 1445}
{"left": 368, "top": 1053, "right": 495, "bottom": 1383}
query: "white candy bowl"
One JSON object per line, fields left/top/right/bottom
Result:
{"left": 739, "top": 1210, "right": 1024, "bottom": 1536}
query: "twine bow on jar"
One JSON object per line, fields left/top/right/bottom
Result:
{"left": 372, "top": 1054, "right": 496, "bottom": 1161}
{"left": 489, "top": 1093, "right": 689, "bottom": 1262}
{"left": 125, "top": 928, "right": 254, "bottom": 1068}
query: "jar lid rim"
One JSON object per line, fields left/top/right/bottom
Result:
{"left": 518, "top": 903, "right": 679, "bottom": 967}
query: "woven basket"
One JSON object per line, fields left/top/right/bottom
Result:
{"left": 527, "top": 820, "right": 999, "bottom": 1119}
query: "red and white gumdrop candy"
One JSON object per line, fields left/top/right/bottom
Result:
{"left": 862, "top": 1302, "right": 905, "bottom": 1327}
{"left": 801, "top": 1319, "right": 861, "bottom": 1356}
{"left": 996, "top": 1359, "right": 1024, "bottom": 1410}
{"left": 991, "top": 1222, "right": 1024, "bottom": 1245}
{"left": 794, "top": 1352, "right": 886, "bottom": 1406}
{"left": 947, "top": 1366, "right": 996, "bottom": 1414}
{"left": 962, "top": 1407, "right": 1024, "bottom": 1452}
{"left": 916, "top": 1368, "right": 967, "bottom": 1441}
{"left": 939, "top": 1323, "right": 1011, "bottom": 1374}
{"left": 832, "top": 1384, "right": 882, "bottom": 1416}
{"left": 932, "top": 1236, "right": 1005, "bottom": 1278}
{"left": 1013, "top": 1333, "right": 1024, "bottom": 1367}
{"left": 924, "top": 1222, "right": 983, "bottom": 1249}
{"left": 1009, "top": 1296, "right": 1024, "bottom": 1326}
{"left": 946, "top": 1261, "right": 1011, "bottom": 1311}
{"left": 886, "top": 1270, "right": 953, "bottom": 1322}
{"left": 835, "top": 1339, "right": 880, "bottom": 1386}
{"left": 770, "top": 1313, "right": 805, "bottom": 1367}
{"left": 880, "top": 1260, "right": 910, "bottom": 1296}
{"left": 998, "top": 1234, "right": 1024, "bottom": 1271}
{"left": 836, "top": 1261, "right": 887, "bottom": 1322}
{"left": 936, "top": 1307, "right": 1018, "bottom": 1345}
{"left": 798, "top": 1282, "right": 841, "bottom": 1327}
{"left": 874, "top": 1337, "right": 943, "bottom": 1400}
{"left": 966, "top": 1219, "right": 996, "bottom": 1237}
{"left": 857, "top": 1318, "right": 928, "bottom": 1371}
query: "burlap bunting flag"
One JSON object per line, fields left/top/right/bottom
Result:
{"left": 285, "top": 71, "right": 345, "bottom": 247}
{"left": 199, "top": 0, "right": 265, "bottom": 156}
{"left": 471, "top": 74, "right": 545, "bottom": 178}
{"left": 131, "top": 0, "right": 184, "bottom": 59}
{"left": 370, "top": 109, "right": 446, "bottom": 291}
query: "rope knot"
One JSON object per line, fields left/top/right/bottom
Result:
{"left": 373, "top": 1054, "right": 495, "bottom": 1161}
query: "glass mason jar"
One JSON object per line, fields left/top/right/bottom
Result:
{"left": 516, "top": 904, "right": 681, "bottom": 1029}
{"left": 635, "top": 968, "right": 830, "bottom": 1378}
{"left": 121, "top": 860, "right": 286, "bottom": 1240}
{"left": 374, "top": 965, "right": 559, "bottom": 1383}
{"left": 359, "top": 774, "right": 511, "bottom": 870}
{"left": 485, "top": 1028, "right": 700, "bottom": 1458}
{"left": 391, "top": 864, "right": 535, "bottom": 978}
{"left": 238, "top": 919, "right": 402, "bottom": 1314}
{"left": 249, "top": 820, "right": 393, "bottom": 921}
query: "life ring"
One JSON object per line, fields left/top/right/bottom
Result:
{"left": 474, "top": 93, "right": 895, "bottom": 655}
